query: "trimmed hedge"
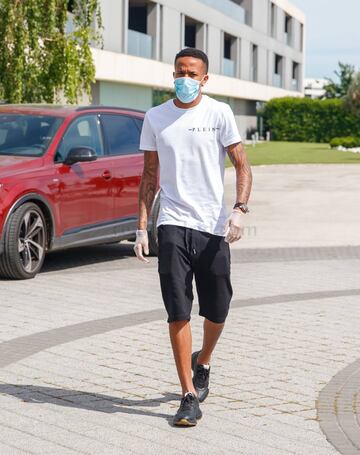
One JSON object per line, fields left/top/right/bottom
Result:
{"left": 329, "top": 136, "right": 360, "bottom": 148}
{"left": 262, "top": 97, "right": 360, "bottom": 143}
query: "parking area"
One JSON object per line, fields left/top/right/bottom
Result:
{"left": 0, "top": 164, "right": 360, "bottom": 455}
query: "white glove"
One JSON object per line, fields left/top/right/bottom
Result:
{"left": 223, "top": 210, "right": 244, "bottom": 243}
{"left": 133, "top": 229, "right": 150, "bottom": 263}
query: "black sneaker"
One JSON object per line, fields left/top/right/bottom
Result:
{"left": 173, "top": 392, "right": 202, "bottom": 426}
{"left": 191, "top": 350, "right": 210, "bottom": 402}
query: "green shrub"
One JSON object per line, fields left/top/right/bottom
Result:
{"left": 330, "top": 136, "right": 360, "bottom": 148}
{"left": 262, "top": 97, "right": 360, "bottom": 143}
{"left": 329, "top": 137, "right": 342, "bottom": 148}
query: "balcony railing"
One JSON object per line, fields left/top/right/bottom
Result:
{"left": 250, "top": 66, "right": 257, "bottom": 82}
{"left": 198, "top": 0, "right": 245, "bottom": 23}
{"left": 222, "top": 58, "right": 236, "bottom": 77}
{"left": 128, "top": 29, "right": 153, "bottom": 59}
{"left": 273, "top": 74, "right": 282, "bottom": 88}
{"left": 292, "top": 78, "right": 299, "bottom": 91}
{"left": 285, "top": 32, "right": 292, "bottom": 46}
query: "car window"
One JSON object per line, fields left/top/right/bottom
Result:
{"left": 134, "top": 117, "right": 143, "bottom": 133}
{"left": 55, "top": 114, "right": 104, "bottom": 162}
{"left": 0, "top": 114, "right": 63, "bottom": 157}
{"left": 101, "top": 114, "right": 141, "bottom": 156}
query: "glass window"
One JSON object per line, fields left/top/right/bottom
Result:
{"left": 133, "top": 117, "right": 144, "bottom": 133}
{"left": 55, "top": 115, "right": 104, "bottom": 162}
{"left": 0, "top": 114, "right": 63, "bottom": 157}
{"left": 101, "top": 115, "right": 141, "bottom": 156}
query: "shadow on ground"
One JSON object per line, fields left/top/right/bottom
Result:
{"left": 0, "top": 384, "right": 178, "bottom": 422}
{"left": 42, "top": 242, "right": 145, "bottom": 273}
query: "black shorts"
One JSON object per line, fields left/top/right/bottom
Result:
{"left": 157, "top": 224, "right": 233, "bottom": 324}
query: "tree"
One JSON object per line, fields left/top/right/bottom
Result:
{"left": 345, "top": 72, "right": 360, "bottom": 116}
{"left": 323, "top": 62, "right": 355, "bottom": 99}
{"left": 0, "top": 0, "right": 102, "bottom": 104}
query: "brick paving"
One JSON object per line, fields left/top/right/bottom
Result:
{"left": 0, "top": 164, "right": 360, "bottom": 454}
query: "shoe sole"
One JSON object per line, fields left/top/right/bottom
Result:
{"left": 173, "top": 412, "right": 202, "bottom": 427}
{"left": 173, "top": 418, "right": 197, "bottom": 427}
{"left": 191, "top": 350, "right": 209, "bottom": 403}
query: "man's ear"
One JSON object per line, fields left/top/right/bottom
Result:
{"left": 201, "top": 75, "right": 209, "bottom": 87}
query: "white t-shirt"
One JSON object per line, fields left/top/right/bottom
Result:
{"left": 139, "top": 94, "right": 242, "bottom": 236}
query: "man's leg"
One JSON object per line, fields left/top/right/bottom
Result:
{"left": 169, "top": 320, "right": 197, "bottom": 396}
{"left": 191, "top": 231, "right": 232, "bottom": 402}
{"left": 158, "top": 225, "right": 202, "bottom": 425}
{"left": 197, "top": 318, "right": 225, "bottom": 365}
{"left": 157, "top": 225, "right": 196, "bottom": 394}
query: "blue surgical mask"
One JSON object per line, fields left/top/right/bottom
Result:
{"left": 174, "top": 76, "right": 204, "bottom": 103}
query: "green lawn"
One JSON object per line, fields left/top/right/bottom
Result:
{"left": 226, "top": 141, "right": 360, "bottom": 166}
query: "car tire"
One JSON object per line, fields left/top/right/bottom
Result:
{"left": 148, "top": 195, "right": 160, "bottom": 256}
{"left": 0, "top": 203, "right": 47, "bottom": 280}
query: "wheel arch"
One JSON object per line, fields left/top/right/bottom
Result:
{"left": 2, "top": 194, "right": 55, "bottom": 251}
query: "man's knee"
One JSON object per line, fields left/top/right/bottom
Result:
{"left": 204, "top": 316, "right": 226, "bottom": 325}
{"left": 168, "top": 315, "right": 191, "bottom": 324}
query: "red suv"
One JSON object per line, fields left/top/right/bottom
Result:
{"left": 0, "top": 105, "right": 160, "bottom": 279}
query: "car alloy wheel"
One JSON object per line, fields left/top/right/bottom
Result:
{"left": 18, "top": 209, "right": 46, "bottom": 274}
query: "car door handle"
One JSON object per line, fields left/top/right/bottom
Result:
{"left": 102, "top": 170, "right": 112, "bottom": 180}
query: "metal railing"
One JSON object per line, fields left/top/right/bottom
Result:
{"left": 273, "top": 74, "right": 282, "bottom": 88}
{"left": 128, "top": 29, "right": 153, "bottom": 59}
{"left": 198, "top": 0, "right": 245, "bottom": 23}
{"left": 250, "top": 66, "right": 257, "bottom": 82}
{"left": 285, "top": 32, "right": 292, "bottom": 46}
{"left": 291, "top": 78, "right": 299, "bottom": 91}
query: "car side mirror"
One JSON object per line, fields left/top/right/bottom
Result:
{"left": 64, "top": 147, "right": 97, "bottom": 165}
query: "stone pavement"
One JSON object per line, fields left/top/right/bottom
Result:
{"left": 225, "top": 164, "right": 360, "bottom": 249}
{"left": 0, "top": 164, "right": 360, "bottom": 455}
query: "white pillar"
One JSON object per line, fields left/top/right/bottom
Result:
{"left": 148, "top": 2, "right": 161, "bottom": 60}
{"left": 180, "top": 13, "right": 185, "bottom": 49}
{"left": 233, "top": 37, "right": 241, "bottom": 79}
{"left": 122, "top": 0, "right": 129, "bottom": 54}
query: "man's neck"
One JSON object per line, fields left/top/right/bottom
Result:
{"left": 173, "top": 92, "right": 203, "bottom": 109}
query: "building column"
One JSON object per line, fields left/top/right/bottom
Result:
{"left": 148, "top": 2, "right": 161, "bottom": 60}
{"left": 180, "top": 13, "right": 185, "bottom": 49}
{"left": 98, "top": 0, "right": 123, "bottom": 53}
{"left": 240, "top": 0, "right": 253, "bottom": 26}
{"left": 284, "top": 57, "right": 292, "bottom": 90}
{"left": 234, "top": 37, "right": 241, "bottom": 79}
{"left": 206, "top": 24, "right": 221, "bottom": 74}
{"left": 276, "top": 6, "right": 285, "bottom": 43}
{"left": 122, "top": 0, "right": 129, "bottom": 54}
{"left": 219, "top": 30, "right": 224, "bottom": 75}
{"left": 267, "top": 50, "right": 272, "bottom": 85}
{"left": 240, "top": 38, "right": 250, "bottom": 81}
{"left": 196, "top": 22, "right": 207, "bottom": 52}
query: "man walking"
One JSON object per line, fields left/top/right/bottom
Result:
{"left": 134, "top": 47, "right": 252, "bottom": 426}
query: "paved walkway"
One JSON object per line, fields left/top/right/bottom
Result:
{"left": 0, "top": 164, "right": 360, "bottom": 455}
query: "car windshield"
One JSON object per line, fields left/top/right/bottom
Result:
{"left": 0, "top": 114, "right": 63, "bottom": 157}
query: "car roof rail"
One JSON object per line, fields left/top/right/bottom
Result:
{"left": 76, "top": 105, "right": 146, "bottom": 114}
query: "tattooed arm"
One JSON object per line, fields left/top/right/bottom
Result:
{"left": 226, "top": 142, "right": 252, "bottom": 204}
{"left": 137, "top": 150, "right": 159, "bottom": 230}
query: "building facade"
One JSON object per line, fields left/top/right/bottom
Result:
{"left": 90, "top": 0, "right": 305, "bottom": 138}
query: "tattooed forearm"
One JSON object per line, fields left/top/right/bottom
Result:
{"left": 227, "top": 142, "right": 252, "bottom": 203}
{"left": 138, "top": 151, "right": 159, "bottom": 229}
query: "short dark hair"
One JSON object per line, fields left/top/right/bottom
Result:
{"left": 174, "top": 48, "right": 209, "bottom": 73}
